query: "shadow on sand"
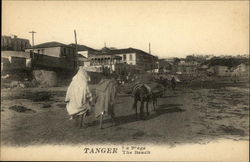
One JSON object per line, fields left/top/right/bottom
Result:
{"left": 87, "top": 103, "right": 185, "bottom": 128}
{"left": 161, "top": 95, "right": 177, "bottom": 98}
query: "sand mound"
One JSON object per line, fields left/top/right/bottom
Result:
{"left": 33, "top": 70, "right": 57, "bottom": 87}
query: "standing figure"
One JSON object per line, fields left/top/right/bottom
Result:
{"left": 171, "top": 76, "right": 176, "bottom": 90}
{"left": 65, "top": 67, "right": 92, "bottom": 128}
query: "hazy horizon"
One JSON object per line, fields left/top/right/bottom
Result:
{"left": 2, "top": 1, "right": 249, "bottom": 58}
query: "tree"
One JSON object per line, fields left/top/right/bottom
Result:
{"left": 186, "top": 55, "right": 195, "bottom": 62}
{"left": 173, "top": 58, "right": 181, "bottom": 65}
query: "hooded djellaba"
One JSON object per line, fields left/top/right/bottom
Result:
{"left": 65, "top": 66, "right": 92, "bottom": 119}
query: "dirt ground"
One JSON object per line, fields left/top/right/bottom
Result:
{"left": 1, "top": 82, "right": 249, "bottom": 146}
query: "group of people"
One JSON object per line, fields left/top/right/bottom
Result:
{"left": 117, "top": 73, "right": 138, "bottom": 85}
{"left": 65, "top": 67, "right": 118, "bottom": 127}
{"left": 155, "top": 75, "right": 178, "bottom": 90}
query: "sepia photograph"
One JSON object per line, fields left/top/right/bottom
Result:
{"left": 1, "top": 0, "right": 249, "bottom": 161}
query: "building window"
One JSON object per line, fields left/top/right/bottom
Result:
{"left": 130, "top": 54, "right": 132, "bottom": 61}
{"left": 123, "top": 54, "right": 126, "bottom": 61}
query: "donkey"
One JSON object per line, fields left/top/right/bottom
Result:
{"left": 132, "top": 83, "right": 161, "bottom": 119}
{"left": 94, "top": 79, "right": 118, "bottom": 129}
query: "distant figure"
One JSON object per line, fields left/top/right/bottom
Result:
{"left": 171, "top": 77, "right": 176, "bottom": 90}
{"left": 234, "top": 73, "right": 239, "bottom": 83}
{"left": 126, "top": 75, "right": 129, "bottom": 83}
{"left": 65, "top": 67, "right": 92, "bottom": 127}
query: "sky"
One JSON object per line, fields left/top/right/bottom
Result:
{"left": 2, "top": 1, "right": 249, "bottom": 58}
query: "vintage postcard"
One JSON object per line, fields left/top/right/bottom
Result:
{"left": 1, "top": 1, "right": 249, "bottom": 161}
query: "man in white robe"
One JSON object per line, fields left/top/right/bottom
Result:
{"left": 65, "top": 67, "right": 92, "bottom": 119}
